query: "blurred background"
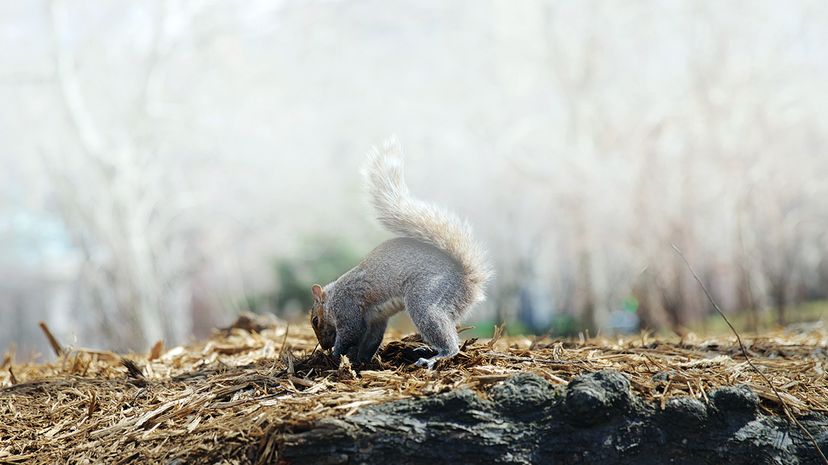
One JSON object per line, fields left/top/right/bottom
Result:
{"left": 2, "top": 0, "right": 828, "bottom": 358}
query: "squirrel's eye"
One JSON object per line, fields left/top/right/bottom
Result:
{"left": 312, "top": 316, "right": 319, "bottom": 327}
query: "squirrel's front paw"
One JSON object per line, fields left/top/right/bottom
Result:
{"left": 415, "top": 357, "right": 437, "bottom": 370}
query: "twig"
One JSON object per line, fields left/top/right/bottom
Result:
{"left": 277, "top": 324, "right": 290, "bottom": 361}
{"left": 121, "top": 359, "right": 145, "bottom": 379}
{"left": 38, "top": 321, "right": 63, "bottom": 357}
{"left": 673, "top": 244, "right": 828, "bottom": 465}
{"left": 487, "top": 323, "right": 505, "bottom": 348}
{"left": 1, "top": 348, "right": 12, "bottom": 370}
{"left": 148, "top": 340, "right": 165, "bottom": 361}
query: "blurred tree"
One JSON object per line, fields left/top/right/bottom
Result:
{"left": 270, "top": 238, "right": 362, "bottom": 318}
{"left": 3, "top": 0, "right": 828, "bottom": 353}
{"left": 41, "top": 0, "right": 203, "bottom": 351}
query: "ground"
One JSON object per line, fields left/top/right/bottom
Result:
{"left": 1, "top": 315, "right": 827, "bottom": 464}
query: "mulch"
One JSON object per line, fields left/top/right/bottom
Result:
{"left": 1, "top": 315, "right": 826, "bottom": 464}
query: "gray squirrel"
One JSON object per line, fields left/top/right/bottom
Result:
{"left": 309, "top": 139, "right": 491, "bottom": 369}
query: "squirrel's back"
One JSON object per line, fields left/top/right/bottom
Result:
{"left": 363, "top": 139, "right": 491, "bottom": 308}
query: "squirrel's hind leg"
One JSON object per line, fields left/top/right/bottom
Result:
{"left": 408, "top": 300, "right": 460, "bottom": 369}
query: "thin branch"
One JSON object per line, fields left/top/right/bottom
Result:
{"left": 673, "top": 244, "right": 828, "bottom": 465}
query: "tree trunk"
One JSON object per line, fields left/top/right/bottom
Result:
{"left": 276, "top": 372, "right": 828, "bottom": 465}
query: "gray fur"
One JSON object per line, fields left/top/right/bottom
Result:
{"left": 364, "top": 139, "right": 492, "bottom": 307}
{"left": 318, "top": 140, "right": 490, "bottom": 368}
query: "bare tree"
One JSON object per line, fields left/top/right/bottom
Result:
{"left": 44, "top": 0, "right": 203, "bottom": 350}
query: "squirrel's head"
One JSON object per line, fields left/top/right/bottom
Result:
{"left": 310, "top": 284, "right": 336, "bottom": 350}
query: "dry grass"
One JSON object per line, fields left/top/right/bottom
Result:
{"left": 1, "top": 315, "right": 827, "bottom": 464}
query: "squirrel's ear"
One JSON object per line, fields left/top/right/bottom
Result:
{"left": 311, "top": 284, "right": 325, "bottom": 302}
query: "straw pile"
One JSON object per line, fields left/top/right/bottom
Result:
{"left": 1, "top": 315, "right": 826, "bottom": 464}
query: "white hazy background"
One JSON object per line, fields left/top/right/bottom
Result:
{"left": 2, "top": 0, "right": 828, "bottom": 357}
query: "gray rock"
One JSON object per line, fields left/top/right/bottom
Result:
{"left": 711, "top": 384, "right": 760, "bottom": 415}
{"left": 564, "top": 370, "right": 632, "bottom": 426}
{"left": 490, "top": 372, "right": 555, "bottom": 415}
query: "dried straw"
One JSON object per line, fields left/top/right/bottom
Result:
{"left": 1, "top": 315, "right": 826, "bottom": 464}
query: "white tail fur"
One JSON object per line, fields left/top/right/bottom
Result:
{"left": 364, "top": 138, "right": 491, "bottom": 303}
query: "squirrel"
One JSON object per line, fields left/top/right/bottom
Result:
{"left": 309, "top": 139, "right": 491, "bottom": 369}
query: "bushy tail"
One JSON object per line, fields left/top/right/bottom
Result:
{"left": 364, "top": 138, "right": 491, "bottom": 305}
